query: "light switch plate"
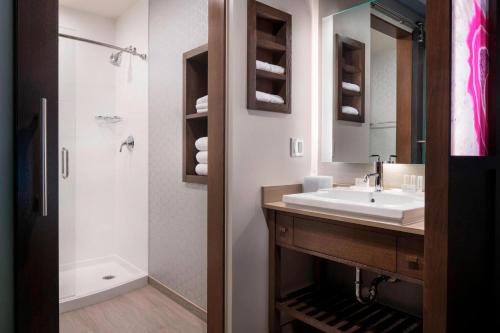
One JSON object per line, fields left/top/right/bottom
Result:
{"left": 290, "top": 138, "right": 304, "bottom": 157}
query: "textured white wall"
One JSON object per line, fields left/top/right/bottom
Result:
{"left": 148, "top": 0, "right": 208, "bottom": 309}
{"left": 227, "top": 0, "right": 314, "bottom": 331}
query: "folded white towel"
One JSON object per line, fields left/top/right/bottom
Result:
{"left": 196, "top": 151, "right": 208, "bottom": 164}
{"left": 256, "top": 60, "right": 285, "bottom": 75}
{"left": 195, "top": 163, "right": 208, "bottom": 176}
{"left": 195, "top": 137, "right": 208, "bottom": 151}
{"left": 196, "top": 95, "right": 208, "bottom": 105}
{"left": 341, "top": 106, "right": 359, "bottom": 115}
{"left": 196, "top": 102, "right": 208, "bottom": 109}
{"left": 342, "top": 82, "right": 361, "bottom": 92}
{"left": 256, "top": 91, "right": 285, "bottom": 104}
{"left": 197, "top": 108, "right": 208, "bottom": 113}
{"left": 256, "top": 60, "right": 271, "bottom": 72}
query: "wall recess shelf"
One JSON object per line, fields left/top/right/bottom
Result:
{"left": 183, "top": 44, "right": 208, "bottom": 184}
{"left": 337, "top": 34, "right": 365, "bottom": 123}
{"left": 247, "top": 0, "right": 292, "bottom": 114}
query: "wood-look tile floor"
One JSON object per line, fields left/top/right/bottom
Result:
{"left": 60, "top": 286, "right": 207, "bottom": 333}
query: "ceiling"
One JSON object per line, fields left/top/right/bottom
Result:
{"left": 60, "top": 0, "right": 139, "bottom": 18}
{"left": 393, "top": 0, "right": 426, "bottom": 18}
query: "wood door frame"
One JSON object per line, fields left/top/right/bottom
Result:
{"left": 15, "top": 0, "right": 227, "bottom": 331}
{"left": 424, "top": 0, "right": 450, "bottom": 331}
{"left": 207, "top": 0, "right": 226, "bottom": 332}
{"left": 425, "top": 0, "right": 498, "bottom": 331}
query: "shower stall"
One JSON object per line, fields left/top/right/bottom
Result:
{"left": 58, "top": 3, "right": 149, "bottom": 312}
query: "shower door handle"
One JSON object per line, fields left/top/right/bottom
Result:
{"left": 62, "top": 147, "right": 69, "bottom": 179}
{"left": 40, "top": 98, "right": 48, "bottom": 217}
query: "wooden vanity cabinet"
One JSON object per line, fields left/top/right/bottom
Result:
{"left": 276, "top": 214, "right": 293, "bottom": 246}
{"left": 273, "top": 212, "right": 423, "bottom": 282}
{"left": 397, "top": 237, "right": 424, "bottom": 280}
{"left": 293, "top": 217, "right": 398, "bottom": 272}
{"left": 266, "top": 209, "right": 424, "bottom": 332}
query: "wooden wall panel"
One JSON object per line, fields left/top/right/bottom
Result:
{"left": 424, "top": 0, "right": 451, "bottom": 331}
{"left": 396, "top": 35, "right": 413, "bottom": 164}
{"left": 207, "top": 0, "right": 226, "bottom": 332}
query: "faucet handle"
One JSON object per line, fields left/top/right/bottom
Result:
{"left": 370, "top": 154, "right": 381, "bottom": 162}
{"left": 388, "top": 155, "right": 397, "bottom": 163}
{"left": 119, "top": 135, "right": 135, "bottom": 152}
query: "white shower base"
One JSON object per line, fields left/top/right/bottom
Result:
{"left": 59, "top": 256, "right": 147, "bottom": 313}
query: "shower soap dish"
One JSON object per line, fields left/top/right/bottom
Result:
{"left": 95, "top": 115, "right": 123, "bottom": 124}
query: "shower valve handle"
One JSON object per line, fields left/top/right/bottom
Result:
{"left": 120, "top": 135, "right": 135, "bottom": 152}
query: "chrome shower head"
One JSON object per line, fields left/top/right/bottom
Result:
{"left": 110, "top": 51, "right": 123, "bottom": 66}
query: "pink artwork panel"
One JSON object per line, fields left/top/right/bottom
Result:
{"left": 451, "top": 0, "right": 490, "bottom": 156}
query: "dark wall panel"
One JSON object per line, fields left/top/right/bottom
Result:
{"left": 0, "top": 0, "right": 14, "bottom": 331}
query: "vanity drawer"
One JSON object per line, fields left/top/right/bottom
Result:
{"left": 397, "top": 237, "right": 424, "bottom": 280}
{"left": 275, "top": 214, "right": 293, "bottom": 246}
{"left": 293, "top": 218, "right": 397, "bottom": 272}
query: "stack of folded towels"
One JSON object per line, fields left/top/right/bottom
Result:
{"left": 256, "top": 91, "right": 284, "bottom": 104}
{"left": 195, "top": 136, "right": 208, "bottom": 176}
{"left": 256, "top": 60, "right": 285, "bottom": 75}
{"left": 341, "top": 106, "right": 359, "bottom": 116}
{"left": 254, "top": 60, "right": 286, "bottom": 105}
{"left": 196, "top": 95, "right": 208, "bottom": 113}
{"left": 341, "top": 81, "right": 361, "bottom": 116}
{"left": 342, "top": 81, "right": 360, "bottom": 92}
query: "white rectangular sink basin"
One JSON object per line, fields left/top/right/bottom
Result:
{"left": 282, "top": 188, "right": 424, "bottom": 225}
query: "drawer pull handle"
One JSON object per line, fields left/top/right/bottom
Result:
{"left": 279, "top": 226, "right": 288, "bottom": 234}
{"left": 406, "top": 255, "right": 420, "bottom": 268}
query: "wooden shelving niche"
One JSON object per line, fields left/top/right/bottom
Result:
{"left": 183, "top": 44, "right": 208, "bottom": 184}
{"left": 336, "top": 34, "right": 365, "bottom": 123}
{"left": 247, "top": 0, "right": 292, "bottom": 113}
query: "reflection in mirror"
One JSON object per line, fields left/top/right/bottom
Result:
{"left": 320, "top": 0, "right": 426, "bottom": 164}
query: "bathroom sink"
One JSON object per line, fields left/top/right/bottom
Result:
{"left": 282, "top": 188, "right": 424, "bottom": 225}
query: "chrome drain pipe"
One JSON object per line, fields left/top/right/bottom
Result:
{"left": 355, "top": 267, "right": 396, "bottom": 304}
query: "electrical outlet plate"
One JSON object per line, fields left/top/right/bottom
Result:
{"left": 290, "top": 138, "right": 304, "bottom": 157}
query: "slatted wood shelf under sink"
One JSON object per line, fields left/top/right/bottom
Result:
{"left": 277, "top": 286, "right": 423, "bottom": 333}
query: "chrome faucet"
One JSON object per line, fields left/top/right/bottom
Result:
{"left": 364, "top": 155, "right": 383, "bottom": 192}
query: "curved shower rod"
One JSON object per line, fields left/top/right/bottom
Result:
{"left": 59, "top": 33, "right": 147, "bottom": 60}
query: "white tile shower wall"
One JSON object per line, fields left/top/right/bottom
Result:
{"left": 149, "top": 0, "right": 208, "bottom": 309}
{"left": 228, "top": 0, "right": 314, "bottom": 331}
{"left": 59, "top": 7, "right": 118, "bottom": 263}
{"left": 114, "top": 0, "right": 149, "bottom": 273}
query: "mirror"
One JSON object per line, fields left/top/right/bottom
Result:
{"left": 320, "top": 0, "right": 426, "bottom": 164}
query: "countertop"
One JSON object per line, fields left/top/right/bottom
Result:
{"left": 264, "top": 201, "right": 425, "bottom": 236}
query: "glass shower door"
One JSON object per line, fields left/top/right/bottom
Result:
{"left": 58, "top": 35, "right": 77, "bottom": 300}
